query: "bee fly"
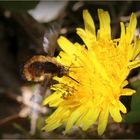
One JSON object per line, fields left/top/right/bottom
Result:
{"left": 23, "top": 55, "right": 68, "bottom": 82}
{"left": 23, "top": 55, "right": 79, "bottom": 83}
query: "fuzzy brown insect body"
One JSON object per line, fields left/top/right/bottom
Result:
{"left": 23, "top": 55, "right": 69, "bottom": 82}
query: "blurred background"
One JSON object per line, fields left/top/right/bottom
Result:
{"left": 0, "top": 1, "right": 140, "bottom": 139}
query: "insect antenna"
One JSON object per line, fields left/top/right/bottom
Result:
{"left": 66, "top": 75, "right": 79, "bottom": 84}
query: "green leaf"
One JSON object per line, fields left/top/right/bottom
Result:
{"left": 124, "top": 80, "right": 140, "bottom": 123}
{"left": 130, "top": 79, "right": 140, "bottom": 90}
{"left": 125, "top": 111, "right": 140, "bottom": 123}
{"left": 131, "top": 88, "right": 140, "bottom": 111}
{"left": 0, "top": 1, "right": 39, "bottom": 11}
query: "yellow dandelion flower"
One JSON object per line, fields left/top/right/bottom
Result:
{"left": 43, "top": 9, "right": 140, "bottom": 135}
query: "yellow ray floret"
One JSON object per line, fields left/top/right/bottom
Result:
{"left": 43, "top": 9, "right": 140, "bottom": 135}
